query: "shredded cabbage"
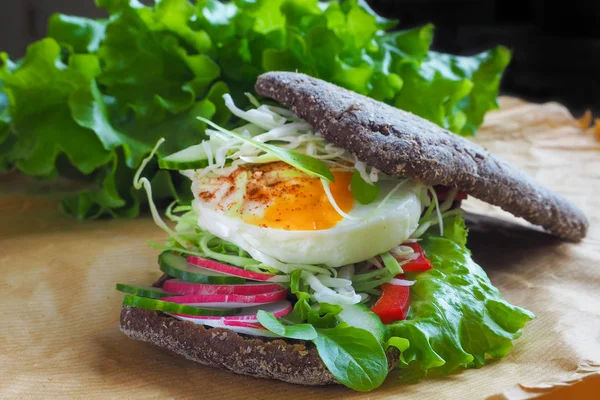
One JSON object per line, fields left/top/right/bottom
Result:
{"left": 303, "top": 271, "right": 362, "bottom": 305}
{"left": 133, "top": 138, "right": 187, "bottom": 250}
{"left": 320, "top": 178, "right": 362, "bottom": 221}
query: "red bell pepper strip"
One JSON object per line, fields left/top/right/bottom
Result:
{"left": 395, "top": 242, "right": 433, "bottom": 273}
{"left": 372, "top": 243, "right": 434, "bottom": 323}
{"left": 433, "top": 186, "right": 467, "bottom": 202}
{"left": 371, "top": 283, "right": 410, "bottom": 324}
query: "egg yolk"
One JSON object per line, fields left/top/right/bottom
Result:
{"left": 239, "top": 162, "right": 354, "bottom": 230}
{"left": 249, "top": 171, "right": 353, "bottom": 231}
{"left": 196, "top": 162, "right": 355, "bottom": 231}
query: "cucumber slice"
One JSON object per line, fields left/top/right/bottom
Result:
{"left": 158, "top": 143, "right": 210, "bottom": 170}
{"left": 336, "top": 303, "right": 387, "bottom": 343}
{"left": 123, "top": 295, "right": 240, "bottom": 316}
{"left": 116, "top": 283, "right": 178, "bottom": 299}
{"left": 158, "top": 251, "right": 245, "bottom": 284}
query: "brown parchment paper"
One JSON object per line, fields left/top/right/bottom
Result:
{"left": 0, "top": 98, "right": 599, "bottom": 399}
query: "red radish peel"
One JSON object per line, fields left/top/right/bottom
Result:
{"left": 174, "top": 317, "right": 278, "bottom": 337}
{"left": 172, "top": 300, "right": 292, "bottom": 321}
{"left": 186, "top": 256, "right": 280, "bottom": 282}
{"left": 163, "top": 280, "right": 285, "bottom": 296}
{"left": 161, "top": 290, "right": 288, "bottom": 308}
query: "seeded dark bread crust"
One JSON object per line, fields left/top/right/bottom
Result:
{"left": 120, "top": 306, "right": 334, "bottom": 385}
{"left": 120, "top": 306, "right": 400, "bottom": 386}
{"left": 255, "top": 72, "right": 589, "bottom": 242}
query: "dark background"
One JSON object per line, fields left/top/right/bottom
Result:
{"left": 1, "top": 0, "right": 599, "bottom": 115}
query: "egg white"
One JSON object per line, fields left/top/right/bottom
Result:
{"left": 192, "top": 179, "right": 423, "bottom": 269}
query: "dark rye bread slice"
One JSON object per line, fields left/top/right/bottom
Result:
{"left": 120, "top": 306, "right": 400, "bottom": 386}
{"left": 255, "top": 72, "right": 589, "bottom": 242}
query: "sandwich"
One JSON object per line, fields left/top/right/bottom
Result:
{"left": 116, "top": 72, "right": 588, "bottom": 392}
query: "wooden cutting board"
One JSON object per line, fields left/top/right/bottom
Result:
{"left": 1, "top": 97, "right": 599, "bottom": 399}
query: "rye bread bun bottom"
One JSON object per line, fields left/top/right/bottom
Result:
{"left": 255, "top": 72, "right": 588, "bottom": 242}
{"left": 120, "top": 306, "right": 399, "bottom": 386}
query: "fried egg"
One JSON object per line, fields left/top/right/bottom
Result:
{"left": 190, "top": 162, "right": 423, "bottom": 269}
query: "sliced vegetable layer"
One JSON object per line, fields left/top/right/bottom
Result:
{"left": 116, "top": 283, "right": 178, "bottom": 299}
{"left": 159, "top": 252, "right": 245, "bottom": 284}
{"left": 122, "top": 295, "right": 240, "bottom": 317}
{"left": 174, "top": 300, "right": 292, "bottom": 322}
{"left": 160, "top": 290, "right": 288, "bottom": 308}
{"left": 163, "top": 280, "right": 284, "bottom": 296}
{"left": 186, "top": 256, "right": 277, "bottom": 282}
{"left": 174, "top": 301, "right": 293, "bottom": 337}
{"left": 157, "top": 143, "right": 210, "bottom": 170}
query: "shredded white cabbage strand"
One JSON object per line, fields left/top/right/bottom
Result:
{"left": 303, "top": 271, "right": 362, "bottom": 305}
{"left": 133, "top": 138, "right": 188, "bottom": 249}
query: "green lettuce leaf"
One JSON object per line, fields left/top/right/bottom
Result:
{"left": 0, "top": 97, "right": 12, "bottom": 171}
{"left": 97, "top": 1, "right": 217, "bottom": 122}
{"left": 350, "top": 169, "right": 379, "bottom": 204}
{"left": 0, "top": 60, "right": 15, "bottom": 171}
{"left": 0, "top": 39, "right": 112, "bottom": 177}
{"left": 388, "top": 214, "right": 535, "bottom": 374}
{"left": 0, "top": 76, "right": 10, "bottom": 141}
{"left": 256, "top": 310, "right": 318, "bottom": 340}
{"left": 257, "top": 307, "right": 388, "bottom": 392}
{"left": 48, "top": 14, "right": 107, "bottom": 54}
{"left": 382, "top": 26, "right": 511, "bottom": 135}
{"left": 314, "top": 324, "right": 388, "bottom": 392}
{"left": 0, "top": 0, "right": 510, "bottom": 219}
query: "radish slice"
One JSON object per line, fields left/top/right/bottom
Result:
{"left": 186, "top": 256, "right": 287, "bottom": 282}
{"left": 163, "top": 280, "right": 285, "bottom": 296}
{"left": 172, "top": 300, "right": 292, "bottom": 321}
{"left": 161, "top": 290, "right": 288, "bottom": 308}
{"left": 159, "top": 252, "right": 244, "bottom": 284}
{"left": 177, "top": 318, "right": 279, "bottom": 337}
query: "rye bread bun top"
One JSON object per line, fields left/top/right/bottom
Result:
{"left": 255, "top": 72, "right": 588, "bottom": 242}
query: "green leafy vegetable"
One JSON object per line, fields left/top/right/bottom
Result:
{"left": 380, "top": 251, "right": 403, "bottom": 275}
{"left": 307, "top": 302, "right": 343, "bottom": 328}
{"left": 48, "top": 14, "right": 107, "bottom": 53}
{"left": 388, "top": 214, "right": 535, "bottom": 374}
{"left": 442, "top": 212, "right": 469, "bottom": 248}
{"left": 381, "top": 26, "right": 511, "bottom": 135}
{"left": 314, "top": 324, "right": 388, "bottom": 392}
{"left": 256, "top": 310, "right": 317, "bottom": 340}
{"left": 287, "top": 269, "right": 342, "bottom": 327}
{"left": 199, "top": 116, "right": 334, "bottom": 182}
{"left": 386, "top": 336, "right": 410, "bottom": 353}
{"left": 0, "top": 75, "right": 12, "bottom": 171}
{"left": 351, "top": 250, "right": 405, "bottom": 291}
{"left": 257, "top": 308, "right": 388, "bottom": 392}
{"left": 0, "top": 0, "right": 510, "bottom": 218}
{"left": 0, "top": 39, "right": 112, "bottom": 177}
{"left": 351, "top": 169, "right": 379, "bottom": 204}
